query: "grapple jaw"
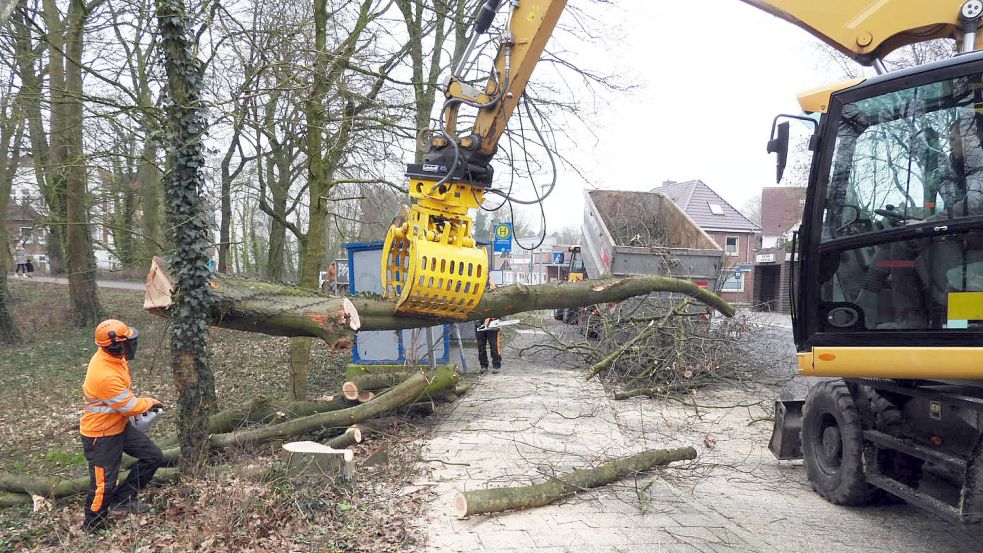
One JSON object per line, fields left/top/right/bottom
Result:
{"left": 382, "top": 180, "right": 488, "bottom": 319}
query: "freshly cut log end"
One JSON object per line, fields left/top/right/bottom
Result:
{"left": 357, "top": 390, "right": 375, "bottom": 403}
{"left": 342, "top": 382, "right": 359, "bottom": 400}
{"left": 348, "top": 426, "right": 363, "bottom": 443}
{"left": 452, "top": 492, "right": 469, "bottom": 518}
{"left": 144, "top": 257, "right": 173, "bottom": 313}
{"left": 343, "top": 298, "right": 361, "bottom": 331}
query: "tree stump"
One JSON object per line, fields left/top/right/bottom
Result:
{"left": 282, "top": 441, "right": 354, "bottom": 490}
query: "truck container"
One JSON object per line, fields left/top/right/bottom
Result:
{"left": 581, "top": 190, "right": 724, "bottom": 289}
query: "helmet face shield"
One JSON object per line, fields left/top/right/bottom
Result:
{"left": 122, "top": 336, "right": 139, "bottom": 360}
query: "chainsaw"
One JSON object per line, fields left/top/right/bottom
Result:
{"left": 476, "top": 319, "right": 520, "bottom": 332}
{"left": 130, "top": 406, "right": 164, "bottom": 433}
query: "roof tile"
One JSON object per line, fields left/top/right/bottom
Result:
{"left": 653, "top": 180, "right": 760, "bottom": 232}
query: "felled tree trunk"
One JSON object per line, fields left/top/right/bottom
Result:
{"left": 452, "top": 446, "right": 697, "bottom": 517}
{"left": 0, "top": 468, "right": 181, "bottom": 506}
{"left": 146, "top": 257, "right": 360, "bottom": 347}
{"left": 342, "top": 372, "right": 409, "bottom": 399}
{"left": 146, "top": 259, "right": 733, "bottom": 339}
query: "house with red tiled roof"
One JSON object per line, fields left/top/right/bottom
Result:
{"left": 653, "top": 180, "right": 760, "bottom": 304}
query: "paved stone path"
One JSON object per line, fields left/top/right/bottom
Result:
{"left": 413, "top": 323, "right": 983, "bottom": 552}
{"left": 9, "top": 275, "right": 145, "bottom": 291}
{"left": 415, "top": 353, "right": 772, "bottom": 553}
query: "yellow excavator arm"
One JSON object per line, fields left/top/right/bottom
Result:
{"left": 740, "top": 0, "right": 983, "bottom": 65}
{"left": 381, "top": 0, "right": 566, "bottom": 318}
{"left": 382, "top": 0, "right": 983, "bottom": 320}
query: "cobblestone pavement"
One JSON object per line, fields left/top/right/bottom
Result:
{"left": 415, "top": 344, "right": 772, "bottom": 552}
{"left": 414, "top": 325, "right": 983, "bottom": 552}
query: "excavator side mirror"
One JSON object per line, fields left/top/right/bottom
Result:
{"left": 767, "top": 121, "right": 790, "bottom": 183}
{"left": 766, "top": 114, "right": 819, "bottom": 184}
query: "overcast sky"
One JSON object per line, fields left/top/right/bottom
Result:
{"left": 507, "top": 0, "right": 865, "bottom": 234}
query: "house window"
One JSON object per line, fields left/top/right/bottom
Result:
{"left": 20, "top": 227, "right": 32, "bottom": 244}
{"left": 725, "top": 236, "right": 739, "bottom": 256}
{"left": 708, "top": 203, "right": 724, "bottom": 215}
{"left": 721, "top": 272, "right": 744, "bottom": 292}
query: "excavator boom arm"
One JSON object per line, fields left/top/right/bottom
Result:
{"left": 740, "top": 0, "right": 980, "bottom": 65}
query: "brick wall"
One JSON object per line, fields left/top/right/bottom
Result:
{"left": 707, "top": 230, "right": 757, "bottom": 305}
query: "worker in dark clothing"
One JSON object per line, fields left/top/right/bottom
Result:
{"left": 475, "top": 281, "right": 502, "bottom": 373}
{"left": 80, "top": 319, "right": 164, "bottom": 533}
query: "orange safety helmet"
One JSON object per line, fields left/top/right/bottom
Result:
{"left": 95, "top": 319, "right": 139, "bottom": 347}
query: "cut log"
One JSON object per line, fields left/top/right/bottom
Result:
{"left": 326, "top": 426, "right": 363, "bottom": 449}
{"left": 146, "top": 259, "right": 733, "bottom": 340}
{"left": 205, "top": 395, "right": 359, "bottom": 434}
{"left": 282, "top": 441, "right": 354, "bottom": 488}
{"left": 343, "top": 372, "right": 409, "bottom": 399}
{"left": 0, "top": 468, "right": 180, "bottom": 501}
{"left": 346, "top": 364, "right": 431, "bottom": 379}
{"left": 145, "top": 256, "right": 360, "bottom": 346}
{"left": 452, "top": 446, "right": 697, "bottom": 517}
{"left": 0, "top": 492, "right": 29, "bottom": 507}
{"left": 356, "top": 390, "right": 375, "bottom": 403}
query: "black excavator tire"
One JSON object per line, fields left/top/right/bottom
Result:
{"left": 801, "top": 379, "right": 875, "bottom": 506}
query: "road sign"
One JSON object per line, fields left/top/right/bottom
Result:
{"left": 552, "top": 252, "right": 564, "bottom": 265}
{"left": 493, "top": 223, "right": 513, "bottom": 253}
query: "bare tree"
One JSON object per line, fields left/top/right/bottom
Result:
{"left": 0, "top": 70, "right": 24, "bottom": 344}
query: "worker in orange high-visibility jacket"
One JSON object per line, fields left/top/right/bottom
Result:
{"left": 475, "top": 280, "right": 502, "bottom": 374}
{"left": 80, "top": 319, "right": 164, "bottom": 533}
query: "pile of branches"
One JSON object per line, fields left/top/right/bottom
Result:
{"left": 603, "top": 198, "right": 669, "bottom": 248}
{"left": 525, "top": 295, "right": 779, "bottom": 399}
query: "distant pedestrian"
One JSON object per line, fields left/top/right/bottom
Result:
{"left": 25, "top": 257, "right": 34, "bottom": 277}
{"left": 475, "top": 280, "right": 502, "bottom": 374}
{"left": 326, "top": 262, "right": 338, "bottom": 295}
{"left": 13, "top": 246, "right": 26, "bottom": 277}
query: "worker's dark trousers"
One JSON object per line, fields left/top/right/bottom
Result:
{"left": 81, "top": 424, "right": 163, "bottom": 531}
{"left": 476, "top": 328, "right": 502, "bottom": 369}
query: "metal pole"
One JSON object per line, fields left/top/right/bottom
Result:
{"left": 453, "top": 323, "right": 468, "bottom": 372}
{"left": 425, "top": 326, "right": 437, "bottom": 369}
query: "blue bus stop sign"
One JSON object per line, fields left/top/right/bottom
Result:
{"left": 493, "top": 223, "right": 513, "bottom": 253}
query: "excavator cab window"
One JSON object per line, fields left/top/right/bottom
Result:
{"left": 808, "top": 69, "right": 983, "bottom": 337}
{"left": 569, "top": 249, "right": 585, "bottom": 274}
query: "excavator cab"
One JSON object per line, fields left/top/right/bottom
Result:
{"left": 768, "top": 48, "right": 983, "bottom": 523}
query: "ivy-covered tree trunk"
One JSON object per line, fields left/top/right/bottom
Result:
{"left": 157, "top": 0, "right": 217, "bottom": 471}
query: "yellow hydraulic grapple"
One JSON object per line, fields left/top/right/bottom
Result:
{"left": 381, "top": 180, "right": 488, "bottom": 319}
